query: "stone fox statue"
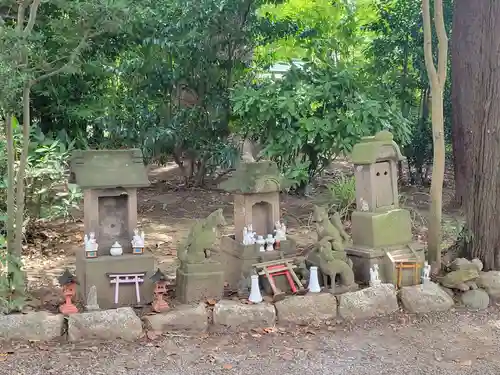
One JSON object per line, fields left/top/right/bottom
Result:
{"left": 178, "top": 209, "right": 226, "bottom": 264}
{"left": 310, "top": 205, "right": 356, "bottom": 291}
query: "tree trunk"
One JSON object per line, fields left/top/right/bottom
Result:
{"left": 450, "top": 1, "right": 469, "bottom": 207}
{"left": 422, "top": 0, "right": 448, "bottom": 272}
{"left": 12, "top": 85, "right": 32, "bottom": 257}
{"left": 5, "top": 116, "right": 15, "bottom": 254}
{"left": 453, "top": 1, "right": 500, "bottom": 270}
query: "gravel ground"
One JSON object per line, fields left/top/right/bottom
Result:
{"left": 2, "top": 307, "right": 500, "bottom": 375}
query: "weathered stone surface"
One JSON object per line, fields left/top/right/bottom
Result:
{"left": 0, "top": 312, "right": 63, "bottom": 341}
{"left": 143, "top": 304, "right": 208, "bottom": 332}
{"left": 68, "top": 307, "right": 142, "bottom": 342}
{"left": 477, "top": 271, "right": 500, "bottom": 299}
{"left": 275, "top": 293, "right": 337, "bottom": 325}
{"left": 440, "top": 268, "right": 479, "bottom": 290}
{"left": 460, "top": 289, "right": 490, "bottom": 310}
{"left": 441, "top": 286, "right": 455, "bottom": 298}
{"left": 471, "top": 258, "right": 484, "bottom": 271}
{"left": 400, "top": 282, "right": 454, "bottom": 314}
{"left": 449, "top": 258, "right": 471, "bottom": 271}
{"left": 213, "top": 300, "right": 276, "bottom": 330}
{"left": 338, "top": 284, "right": 398, "bottom": 320}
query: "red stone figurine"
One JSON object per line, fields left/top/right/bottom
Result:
{"left": 150, "top": 269, "right": 169, "bottom": 312}
{"left": 58, "top": 269, "right": 79, "bottom": 314}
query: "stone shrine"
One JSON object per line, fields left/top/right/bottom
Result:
{"left": 71, "top": 149, "right": 156, "bottom": 309}
{"left": 216, "top": 161, "right": 297, "bottom": 291}
{"left": 345, "top": 131, "right": 425, "bottom": 286}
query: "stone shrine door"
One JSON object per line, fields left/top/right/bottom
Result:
{"left": 252, "top": 201, "right": 273, "bottom": 237}
{"left": 373, "top": 161, "right": 395, "bottom": 208}
{"left": 98, "top": 194, "right": 130, "bottom": 251}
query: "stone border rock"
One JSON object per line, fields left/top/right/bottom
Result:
{"left": 3, "top": 278, "right": 499, "bottom": 342}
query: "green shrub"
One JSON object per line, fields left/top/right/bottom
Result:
{"left": 0, "top": 235, "right": 25, "bottom": 314}
{"left": 0, "top": 124, "right": 82, "bottom": 236}
{"left": 326, "top": 174, "right": 356, "bottom": 220}
{"left": 231, "top": 60, "right": 411, "bottom": 191}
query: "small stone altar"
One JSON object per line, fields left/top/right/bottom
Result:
{"left": 345, "top": 131, "right": 425, "bottom": 286}
{"left": 72, "top": 149, "right": 155, "bottom": 309}
{"left": 216, "top": 161, "right": 297, "bottom": 291}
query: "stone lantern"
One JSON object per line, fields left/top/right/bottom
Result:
{"left": 346, "top": 131, "right": 425, "bottom": 286}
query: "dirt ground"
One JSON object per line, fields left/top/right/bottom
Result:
{"left": 1, "top": 307, "right": 499, "bottom": 375}
{"left": 23, "top": 160, "right": 463, "bottom": 311}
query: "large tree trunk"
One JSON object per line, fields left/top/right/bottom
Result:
{"left": 450, "top": 1, "right": 469, "bottom": 207}
{"left": 453, "top": 1, "right": 500, "bottom": 270}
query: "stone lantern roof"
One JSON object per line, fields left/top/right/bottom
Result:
{"left": 351, "top": 130, "right": 405, "bottom": 165}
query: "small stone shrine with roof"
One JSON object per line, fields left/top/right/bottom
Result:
{"left": 345, "top": 131, "right": 425, "bottom": 286}
{"left": 216, "top": 160, "right": 298, "bottom": 291}
{"left": 71, "top": 149, "right": 156, "bottom": 309}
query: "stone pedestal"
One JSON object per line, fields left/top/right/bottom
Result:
{"left": 346, "top": 243, "right": 425, "bottom": 286}
{"left": 351, "top": 209, "right": 412, "bottom": 248}
{"left": 76, "top": 251, "right": 156, "bottom": 309}
{"left": 217, "top": 235, "right": 297, "bottom": 291}
{"left": 175, "top": 262, "right": 225, "bottom": 304}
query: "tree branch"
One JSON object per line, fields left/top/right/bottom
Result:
{"left": 16, "top": 0, "right": 26, "bottom": 33}
{"left": 434, "top": 0, "right": 448, "bottom": 84}
{"left": 31, "top": 30, "right": 100, "bottom": 84}
{"left": 24, "top": 0, "right": 41, "bottom": 35}
{"left": 422, "top": 0, "right": 437, "bottom": 83}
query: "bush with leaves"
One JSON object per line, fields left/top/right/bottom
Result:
{"left": 231, "top": 59, "right": 411, "bottom": 190}
{"left": 0, "top": 235, "right": 25, "bottom": 314}
{"left": 0, "top": 123, "right": 82, "bottom": 237}
{"left": 326, "top": 174, "right": 356, "bottom": 220}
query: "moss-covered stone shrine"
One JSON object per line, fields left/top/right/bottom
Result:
{"left": 346, "top": 131, "right": 425, "bottom": 286}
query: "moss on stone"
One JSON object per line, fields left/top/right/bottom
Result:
{"left": 351, "top": 130, "right": 405, "bottom": 165}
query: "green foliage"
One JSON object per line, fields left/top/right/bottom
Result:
{"left": 80, "top": 0, "right": 273, "bottom": 183}
{"left": 256, "top": 0, "right": 380, "bottom": 63}
{"left": 232, "top": 59, "right": 411, "bottom": 188}
{"left": 0, "top": 235, "right": 26, "bottom": 314}
{"left": 0, "top": 122, "right": 82, "bottom": 230}
{"left": 326, "top": 174, "right": 356, "bottom": 220}
{"left": 365, "top": 0, "right": 453, "bottom": 183}
{"left": 0, "top": 0, "right": 455, "bottom": 192}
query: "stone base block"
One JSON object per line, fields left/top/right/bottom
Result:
{"left": 275, "top": 293, "right": 337, "bottom": 325}
{"left": 143, "top": 303, "right": 208, "bottom": 333}
{"left": 217, "top": 235, "right": 297, "bottom": 290}
{"left": 175, "top": 262, "right": 224, "bottom": 304}
{"left": 0, "top": 312, "right": 64, "bottom": 341}
{"left": 338, "top": 284, "right": 398, "bottom": 320}
{"left": 76, "top": 251, "right": 156, "bottom": 310}
{"left": 351, "top": 209, "right": 412, "bottom": 248}
{"left": 346, "top": 243, "right": 425, "bottom": 287}
{"left": 213, "top": 300, "right": 276, "bottom": 330}
{"left": 68, "top": 307, "right": 142, "bottom": 342}
{"left": 400, "top": 282, "right": 454, "bottom": 313}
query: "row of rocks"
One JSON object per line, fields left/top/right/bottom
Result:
{"left": 3, "top": 274, "right": 500, "bottom": 342}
